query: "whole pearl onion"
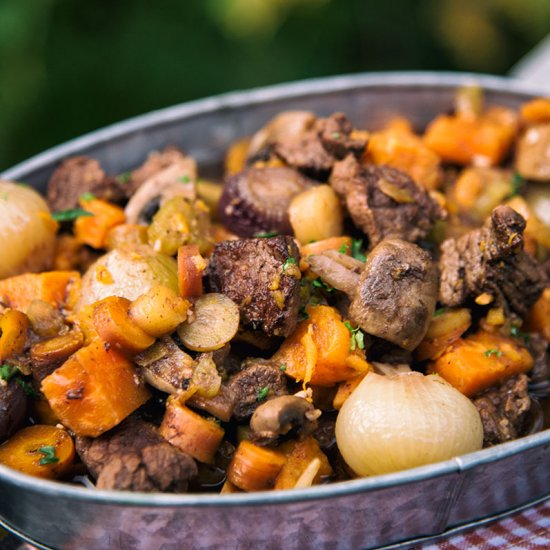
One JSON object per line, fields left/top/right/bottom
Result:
{"left": 0, "top": 181, "right": 57, "bottom": 279}
{"left": 335, "top": 371, "right": 483, "bottom": 476}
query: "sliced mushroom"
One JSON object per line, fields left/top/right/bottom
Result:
{"left": 308, "top": 239, "right": 438, "bottom": 351}
{"left": 125, "top": 155, "right": 197, "bottom": 224}
{"left": 249, "top": 395, "right": 320, "bottom": 445}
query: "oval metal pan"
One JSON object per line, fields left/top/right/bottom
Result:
{"left": 1, "top": 72, "right": 549, "bottom": 550}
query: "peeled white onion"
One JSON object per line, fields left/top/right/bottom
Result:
{"left": 335, "top": 371, "right": 483, "bottom": 476}
{"left": 0, "top": 180, "right": 57, "bottom": 279}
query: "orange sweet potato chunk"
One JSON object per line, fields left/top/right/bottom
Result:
{"left": 41, "top": 340, "right": 150, "bottom": 437}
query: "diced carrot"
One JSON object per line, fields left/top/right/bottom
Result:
{"left": 227, "top": 440, "right": 286, "bottom": 492}
{"left": 160, "top": 397, "right": 224, "bottom": 464}
{"left": 525, "top": 288, "right": 550, "bottom": 341}
{"left": 0, "top": 425, "right": 74, "bottom": 479}
{"left": 274, "top": 437, "right": 332, "bottom": 490}
{"left": 364, "top": 125, "right": 442, "bottom": 190}
{"left": 0, "top": 271, "right": 80, "bottom": 312}
{"left": 520, "top": 98, "right": 550, "bottom": 125}
{"left": 74, "top": 198, "right": 126, "bottom": 249}
{"left": 424, "top": 106, "right": 518, "bottom": 167}
{"left": 0, "top": 309, "right": 30, "bottom": 362}
{"left": 92, "top": 296, "right": 155, "bottom": 355}
{"left": 429, "top": 331, "right": 533, "bottom": 397}
{"left": 273, "top": 305, "right": 370, "bottom": 386}
{"left": 415, "top": 308, "right": 471, "bottom": 361}
{"left": 225, "top": 137, "right": 251, "bottom": 175}
{"left": 177, "top": 245, "right": 207, "bottom": 298}
{"left": 300, "top": 236, "right": 352, "bottom": 272}
{"left": 41, "top": 340, "right": 150, "bottom": 437}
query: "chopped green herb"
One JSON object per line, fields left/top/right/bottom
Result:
{"left": 331, "top": 132, "right": 341, "bottom": 139}
{"left": 178, "top": 175, "right": 191, "bottom": 183}
{"left": 510, "top": 172, "right": 525, "bottom": 196}
{"left": 16, "top": 378, "right": 38, "bottom": 398}
{"left": 0, "top": 364, "right": 18, "bottom": 382}
{"left": 17, "top": 182, "right": 31, "bottom": 188}
{"left": 344, "top": 321, "right": 365, "bottom": 352}
{"left": 511, "top": 325, "right": 530, "bottom": 342}
{"left": 254, "top": 231, "right": 279, "bottom": 238}
{"left": 338, "top": 243, "right": 349, "bottom": 254}
{"left": 351, "top": 239, "right": 367, "bottom": 262}
{"left": 257, "top": 386, "right": 270, "bottom": 401}
{"left": 434, "top": 307, "right": 447, "bottom": 317}
{"left": 51, "top": 208, "right": 93, "bottom": 222}
{"left": 1, "top": 192, "right": 8, "bottom": 200}
{"left": 299, "top": 306, "right": 309, "bottom": 320}
{"left": 311, "top": 277, "right": 334, "bottom": 293}
{"left": 282, "top": 257, "right": 297, "bottom": 272}
{"left": 80, "top": 191, "right": 95, "bottom": 202}
{"left": 484, "top": 348, "right": 503, "bottom": 358}
{"left": 279, "top": 364, "right": 287, "bottom": 372}
{"left": 38, "top": 446, "right": 59, "bottom": 466}
{"left": 116, "top": 171, "right": 131, "bottom": 184}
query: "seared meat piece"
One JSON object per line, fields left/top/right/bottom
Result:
{"left": 330, "top": 156, "right": 444, "bottom": 248}
{"left": 515, "top": 123, "right": 550, "bottom": 181}
{"left": 47, "top": 156, "right": 126, "bottom": 211}
{"left": 308, "top": 240, "right": 438, "bottom": 351}
{"left": 0, "top": 379, "right": 26, "bottom": 442}
{"left": 472, "top": 374, "right": 531, "bottom": 446}
{"left": 205, "top": 236, "right": 301, "bottom": 339}
{"left": 218, "top": 167, "right": 313, "bottom": 237}
{"left": 274, "top": 113, "right": 367, "bottom": 180}
{"left": 75, "top": 417, "right": 197, "bottom": 492}
{"left": 227, "top": 358, "right": 288, "bottom": 421}
{"left": 124, "top": 147, "right": 196, "bottom": 224}
{"left": 439, "top": 206, "right": 547, "bottom": 316}
{"left": 312, "top": 413, "right": 337, "bottom": 453}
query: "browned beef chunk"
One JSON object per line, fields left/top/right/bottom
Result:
{"left": 218, "top": 167, "right": 313, "bottom": 237}
{"left": 439, "top": 206, "right": 547, "bottom": 316}
{"left": 0, "top": 379, "right": 26, "bottom": 442}
{"left": 272, "top": 113, "right": 367, "bottom": 180}
{"left": 515, "top": 123, "right": 550, "bottom": 181}
{"left": 472, "top": 374, "right": 531, "bottom": 446}
{"left": 205, "top": 236, "right": 301, "bottom": 339}
{"left": 75, "top": 417, "right": 197, "bottom": 492}
{"left": 47, "top": 156, "right": 126, "bottom": 211}
{"left": 330, "top": 156, "right": 444, "bottom": 248}
{"left": 227, "top": 358, "right": 288, "bottom": 421}
{"left": 313, "top": 413, "right": 337, "bottom": 453}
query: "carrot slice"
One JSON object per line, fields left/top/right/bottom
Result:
{"left": 74, "top": 198, "right": 126, "bottom": 249}
{"left": 177, "top": 245, "right": 207, "bottom": 298}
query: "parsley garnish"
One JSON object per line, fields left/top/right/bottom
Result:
{"left": 51, "top": 208, "right": 93, "bottom": 222}
{"left": 1, "top": 192, "right": 8, "bottom": 200}
{"left": 80, "top": 191, "right": 95, "bottom": 202}
{"left": 351, "top": 239, "right": 367, "bottom": 262}
{"left": 338, "top": 243, "right": 349, "bottom": 254}
{"left": 16, "top": 378, "right": 38, "bottom": 397}
{"left": 282, "top": 257, "right": 297, "bottom": 273}
{"left": 511, "top": 325, "right": 530, "bottom": 343}
{"left": 331, "top": 132, "right": 341, "bottom": 139}
{"left": 311, "top": 277, "right": 334, "bottom": 293}
{"left": 257, "top": 386, "right": 270, "bottom": 401}
{"left": 434, "top": 307, "right": 447, "bottom": 317}
{"left": 38, "top": 446, "right": 59, "bottom": 466}
{"left": 299, "top": 306, "right": 309, "bottom": 321}
{"left": 484, "top": 348, "right": 503, "bottom": 358}
{"left": 0, "top": 364, "right": 18, "bottom": 382}
{"left": 344, "top": 321, "right": 365, "bottom": 351}
{"left": 116, "top": 171, "right": 131, "bottom": 184}
{"left": 510, "top": 173, "right": 525, "bottom": 196}
{"left": 254, "top": 231, "right": 279, "bottom": 238}
{"left": 178, "top": 175, "right": 191, "bottom": 183}
{"left": 280, "top": 364, "right": 287, "bottom": 372}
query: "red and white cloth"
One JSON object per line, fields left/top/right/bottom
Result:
{"left": 422, "top": 498, "right": 550, "bottom": 549}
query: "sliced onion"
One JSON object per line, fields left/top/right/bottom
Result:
{"left": 335, "top": 371, "right": 483, "bottom": 476}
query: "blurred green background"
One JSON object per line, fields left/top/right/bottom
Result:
{"left": 1, "top": 0, "right": 549, "bottom": 171}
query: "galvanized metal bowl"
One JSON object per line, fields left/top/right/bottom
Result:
{"left": 1, "top": 72, "right": 549, "bottom": 550}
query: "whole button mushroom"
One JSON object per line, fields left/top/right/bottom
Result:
{"left": 308, "top": 239, "right": 438, "bottom": 351}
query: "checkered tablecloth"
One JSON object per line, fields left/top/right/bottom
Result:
{"left": 421, "top": 497, "right": 550, "bottom": 549}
